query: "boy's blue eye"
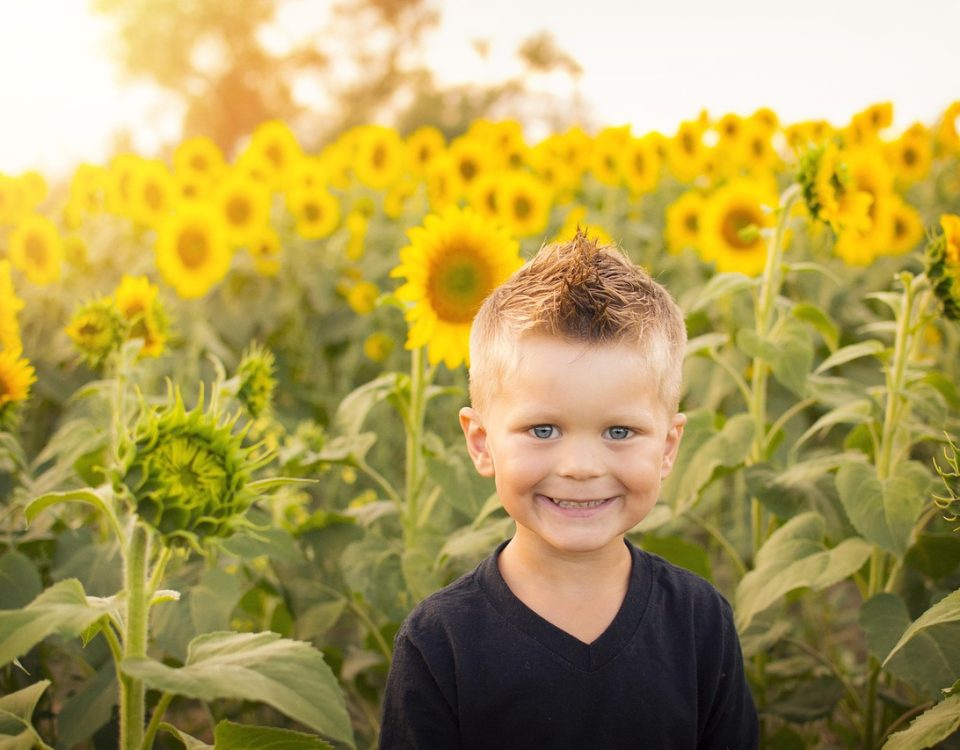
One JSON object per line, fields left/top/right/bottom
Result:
{"left": 531, "top": 425, "right": 556, "bottom": 439}
{"left": 607, "top": 426, "right": 632, "bottom": 440}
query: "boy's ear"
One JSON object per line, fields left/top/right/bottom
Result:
{"left": 659, "top": 412, "right": 687, "bottom": 479}
{"left": 459, "top": 407, "right": 495, "bottom": 478}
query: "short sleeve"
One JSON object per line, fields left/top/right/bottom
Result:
{"left": 698, "top": 599, "right": 759, "bottom": 750}
{"left": 379, "top": 630, "right": 461, "bottom": 749}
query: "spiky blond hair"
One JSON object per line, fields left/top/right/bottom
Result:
{"left": 468, "top": 230, "right": 687, "bottom": 412}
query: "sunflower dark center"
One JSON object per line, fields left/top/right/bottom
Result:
{"left": 428, "top": 248, "right": 492, "bottom": 324}
{"left": 227, "top": 196, "right": 251, "bottom": 224}
{"left": 144, "top": 182, "right": 164, "bottom": 211}
{"left": 514, "top": 195, "right": 532, "bottom": 220}
{"left": 177, "top": 228, "right": 209, "bottom": 268}
{"left": 25, "top": 233, "right": 48, "bottom": 265}
{"left": 721, "top": 206, "right": 760, "bottom": 250}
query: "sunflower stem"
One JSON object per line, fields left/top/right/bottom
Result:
{"left": 119, "top": 523, "right": 150, "bottom": 750}
{"left": 404, "top": 347, "right": 428, "bottom": 539}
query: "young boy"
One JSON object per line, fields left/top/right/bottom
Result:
{"left": 380, "top": 232, "right": 758, "bottom": 749}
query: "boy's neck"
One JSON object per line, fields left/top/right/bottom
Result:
{"left": 497, "top": 530, "right": 632, "bottom": 643}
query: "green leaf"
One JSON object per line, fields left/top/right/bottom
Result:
{"left": 214, "top": 719, "right": 333, "bottom": 749}
{"left": 0, "top": 681, "right": 52, "bottom": 750}
{"left": 638, "top": 535, "right": 712, "bottom": 581}
{"left": 906, "top": 534, "right": 960, "bottom": 580}
{"left": 765, "top": 675, "right": 845, "bottom": 722}
{"left": 0, "top": 580, "right": 115, "bottom": 666}
{"left": 884, "top": 589, "right": 960, "bottom": 667}
{"left": 0, "top": 552, "right": 42, "bottom": 610}
{"left": 439, "top": 517, "right": 515, "bottom": 565}
{"left": 881, "top": 695, "right": 960, "bottom": 750}
{"left": 735, "top": 512, "right": 871, "bottom": 630}
{"left": 793, "top": 400, "right": 874, "bottom": 454}
{"left": 336, "top": 372, "right": 406, "bottom": 436}
{"left": 835, "top": 461, "right": 933, "bottom": 556}
{"left": 661, "top": 411, "right": 754, "bottom": 512}
{"left": 246, "top": 477, "right": 318, "bottom": 493}
{"left": 745, "top": 453, "right": 860, "bottom": 519}
{"left": 737, "top": 318, "right": 813, "bottom": 396}
{"left": 56, "top": 661, "right": 117, "bottom": 749}
{"left": 684, "top": 332, "right": 730, "bottom": 357}
{"left": 122, "top": 631, "right": 354, "bottom": 749}
{"left": 159, "top": 722, "right": 214, "bottom": 750}
{"left": 792, "top": 302, "right": 839, "bottom": 352}
{"left": 813, "top": 339, "right": 886, "bottom": 375}
{"left": 863, "top": 593, "right": 960, "bottom": 697}
{"left": 24, "top": 486, "right": 123, "bottom": 540}
{"left": 687, "top": 272, "right": 759, "bottom": 313}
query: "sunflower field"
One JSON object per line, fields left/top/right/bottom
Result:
{"left": 1, "top": 101, "right": 960, "bottom": 749}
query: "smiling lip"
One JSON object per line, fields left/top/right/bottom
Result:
{"left": 537, "top": 494, "right": 616, "bottom": 516}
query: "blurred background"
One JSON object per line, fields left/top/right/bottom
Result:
{"left": 2, "top": 0, "right": 957, "bottom": 176}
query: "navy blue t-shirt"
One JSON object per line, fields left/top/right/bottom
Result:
{"left": 380, "top": 539, "right": 758, "bottom": 749}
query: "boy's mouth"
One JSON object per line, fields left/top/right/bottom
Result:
{"left": 539, "top": 494, "right": 613, "bottom": 509}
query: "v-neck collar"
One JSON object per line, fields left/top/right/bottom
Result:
{"left": 476, "top": 539, "right": 652, "bottom": 672}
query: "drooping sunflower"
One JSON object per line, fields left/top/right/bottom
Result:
{"left": 699, "top": 179, "right": 776, "bottom": 276}
{"left": 353, "top": 125, "right": 405, "bottom": 190}
{"left": 665, "top": 190, "right": 706, "bottom": 254}
{"left": 9, "top": 213, "right": 63, "bottom": 285}
{"left": 285, "top": 184, "right": 341, "bottom": 240}
{"left": 155, "top": 202, "right": 232, "bottom": 299}
{"left": 620, "top": 135, "right": 661, "bottom": 195}
{"left": 391, "top": 206, "right": 523, "bottom": 369}
{"left": 214, "top": 172, "right": 272, "bottom": 248}
{"left": 0, "top": 349, "right": 36, "bottom": 410}
{"left": 496, "top": 170, "right": 551, "bottom": 238}
{"left": 925, "top": 214, "right": 960, "bottom": 320}
{"left": 114, "top": 275, "right": 170, "bottom": 357}
{"left": 0, "top": 260, "right": 25, "bottom": 353}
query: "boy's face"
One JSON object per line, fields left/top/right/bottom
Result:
{"left": 460, "top": 334, "right": 685, "bottom": 559}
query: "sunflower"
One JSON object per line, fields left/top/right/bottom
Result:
{"left": 353, "top": 125, "right": 405, "bottom": 190}
{"left": 798, "top": 143, "right": 872, "bottom": 234}
{"left": 665, "top": 190, "right": 706, "bottom": 254}
{"left": 528, "top": 142, "right": 579, "bottom": 201}
{"left": 17, "top": 171, "right": 47, "bottom": 210}
{"left": 466, "top": 170, "right": 503, "bottom": 224}
{"left": 936, "top": 101, "right": 960, "bottom": 154}
{"left": 590, "top": 126, "right": 629, "bottom": 187}
{"left": 496, "top": 170, "right": 551, "bottom": 238}
{"left": 667, "top": 120, "right": 708, "bottom": 183}
{"left": 0, "top": 260, "right": 24, "bottom": 353}
{"left": 886, "top": 198, "right": 924, "bottom": 256}
{"left": 833, "top": 194, "right": 894, "bottom": 266}
{"left": 0, "top": 174, "right": 23, "bottom": 225}
{"left": 738, "top": 119, "right": 780, "bottom": 176}
{"left": 751, "top": 107, "right": 780, "bottom": 135}
{"left": 425, "top": 155, "right": 463, "bottom": 212}
{"left": 363, "top": 331, "right": 394, "bottom": 363}
{"left": 173, "top": 136, "right": 226, "bottom": 181}
{"left": 105, "top": 153, "right": 142, "bottom": 218}
{"left": 699, "top": 179, "right": 776, "bottom": 276}
{"left": 345, "top": 210, "right": 368, "bottom": 260}
{"left": 345, "top": 280, "right": 379, "bottom": 315}
{"left": 248, "top": 226, "right": 282, "bottom": 277}
{"left": 448, "top": 136, "right": 488, "bottom": 189}
{"left": 155, "top": 202, "right": 232, "bottom": 299}
{"left": 0, "top": 349, "right": 36, "bottom": 410}
{"left": 620, "top": 135, "right": 661, "bottom": 195}
{"left": 405, "top": 126, "right": 446, "bottom": 176}
{"left": 285, "top": 184, "right": 340, "bottom": 240}
{"left": 114, "top": 275, "right": 169, "bottom": 357}
{"left": 245, "top": 120, "right": 303, "bottom": 189}
{"left": 384, "top": 178, "right": 420, "bottom": 220}
{"left": 551, "top": 206, "right": 613, "bottom": 247}
{"left": 391, "top": 206, "right": 523, "bottom": 369}
{"left": 784, "top": 120, "right": 833, "bottom": 153}
{"left": 886, "top": 125, "right": 932, "bottom": 185}
{"left": 214, "top": 172, "right": 272, "bottom": 248}
{"left": 65, "top": 297, "right": 128, "bottom": 368}
{"left": 131, "top": 159, "right": 178, "bottom": 228}
{"left": 9, "top": 213, "right": 63, "bottom": 285}
{"left": 716, "top": 113, "right": 744, "bottom": 147}
{"left": 67, "top": 164, "right": 107, "bottom": 218}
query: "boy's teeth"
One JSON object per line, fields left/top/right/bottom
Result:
{"left": 551, "top": 497, "right": 606, "bottom": 508}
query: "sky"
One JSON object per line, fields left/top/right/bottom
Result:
{"left": 0, "top": 0, "right": 957, "bottom": 176}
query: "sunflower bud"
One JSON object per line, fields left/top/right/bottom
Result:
{"left": 923, "top": 215, "right": 960, "bottom": 321}
{"left": 933, "top": 435, "right": 960, "bottom": 527}
{"left": 796, "top": 143, "right": 872, "bottom": 234}
{"left": 120, "top": 388, "right": 268, "bottom": 546}
{"left": 65, "top": 297, "right": 128, "bottom": 369}
{"left": 236, "top": 343, "right": 276, "bottom": 419}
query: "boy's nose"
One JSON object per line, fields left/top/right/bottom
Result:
{"left": 555, "top": 439, "right": 604, "bottom": 479}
